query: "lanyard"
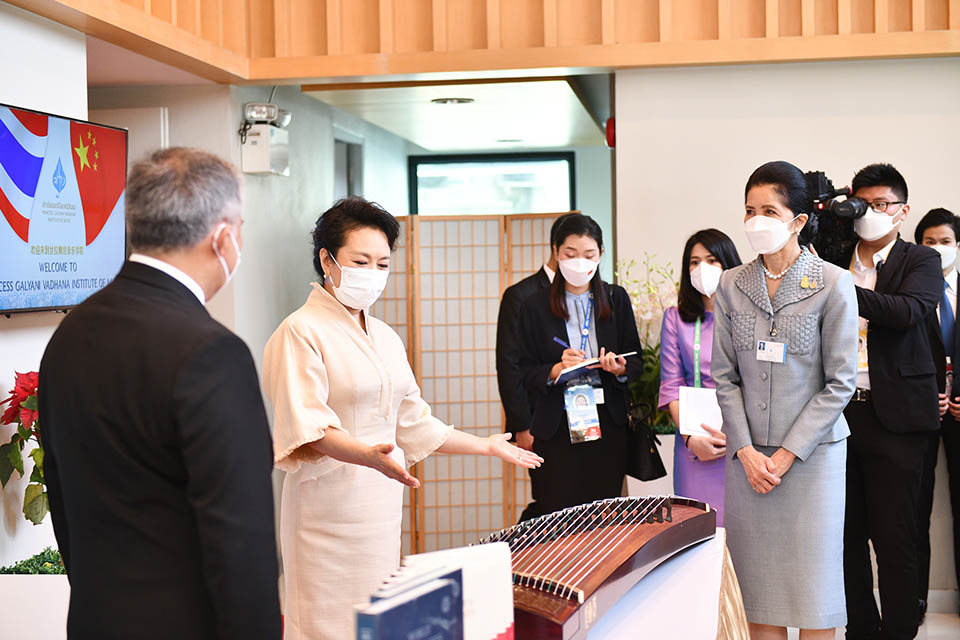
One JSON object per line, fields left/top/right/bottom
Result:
{"left": 693, "top": 316, "right": 702, "bottom": 388}
{"left": 578, "top": 296, "right": 593, "bottom": 353}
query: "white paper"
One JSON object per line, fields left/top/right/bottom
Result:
{"left": 678, "top": 386, "right": 723, "bottom": 437}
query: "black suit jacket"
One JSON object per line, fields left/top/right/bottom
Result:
{"left": 516, "top": 282, "right": 643, "bottom": 440}
{"left": 841, "top": 237, "right": 942, "bottom": 433}
{"left": 39, "top": 262, "right": 281, "bottom": 640}
{"left": 496, "top": 267, "right": 552, "bottom": 433}
{"left": 929, "top": 270, "right": 958, "bottom": 417}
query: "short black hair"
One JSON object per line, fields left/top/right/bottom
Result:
{"left": 677, "top": 229, "right": 742, "bottom": 323}
{"left": 851, "top": 163, "right": 908, "bottom": 203}
{"left": 744, "top": 161, "right": 819, "bottom": 247}
{"left": 914, "top": 208, "right": 960, "bottom": 244}
{"left": 312, "top": 196, "right": 400, "bottom": 282}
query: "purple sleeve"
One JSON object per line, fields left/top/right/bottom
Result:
{"left": 658, "top": 307, "right": 685, "bottom": 409}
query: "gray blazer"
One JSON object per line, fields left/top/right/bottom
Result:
{"left": 712, "top": 248, "right": 858, "bottom": 461}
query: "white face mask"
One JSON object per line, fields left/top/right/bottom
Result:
{"left": 932, "top": 244, "right": 958, "bottom": 270}
{"left": 327, "top": 254, "right": 389, "bottom": 310}
{"left": 212, "top": 223, "right": 241, "bottom": 288}
{"left": 558, "top": 257, "right": 599, "bottom": 287}
{"left": 854, "top": 208, "right": 900, "bottom": 242}
{"left": 690, "top": 262, "right": 723, "bottom": 297}
{"left": 744, "top": 215, "right": 798, "bottom": 255}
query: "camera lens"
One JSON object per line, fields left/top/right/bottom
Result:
{"left": 830, "top": 197, "right": 870, "bottom": 220}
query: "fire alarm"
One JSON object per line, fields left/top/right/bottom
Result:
{"left": 605, "top": 117, "right": 615, "bottom": 148}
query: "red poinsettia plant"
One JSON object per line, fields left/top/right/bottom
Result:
{"left": 0, "top": 371, "right": 48, "bottom": 525}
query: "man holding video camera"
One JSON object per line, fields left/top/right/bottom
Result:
{"left": 839, "top": 164, "right": 942, "bottom": 640}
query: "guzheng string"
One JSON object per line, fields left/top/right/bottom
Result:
{"left": 513, "top": 501, "right": 610, "bottom": 586}
{"left": 541, "top": 497, "right": 662, "bottom": 596}
{"left": 524, "top": 497, "right": 658, "bottom": 593}
{"left": 509, "top": 502, "right": 592, "bottom": 561}
{"left": 518, "top": 499, "right": 624, "bottom": 588}
{"left": 521, "top": 499, "right": 638, "bottom": 589}
{"left": 556, "top": 496, "right": 669, "bottom": 598}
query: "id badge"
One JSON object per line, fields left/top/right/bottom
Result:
{"left": 564, "top": 384, "right": 602, "bottom": 444}
{"left": 756, "top": 340, "right": 786, "bottom": 363}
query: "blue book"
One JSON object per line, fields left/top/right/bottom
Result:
{"left": 356, "top": 577, "right": 463, "bottom": 640}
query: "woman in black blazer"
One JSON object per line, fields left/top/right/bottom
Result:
{"left": 516, "top": 214, "right": 643, "bottom": 519}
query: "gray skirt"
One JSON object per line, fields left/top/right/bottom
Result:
{"left": 725, "top": 439, "right": 847, "bottom": 629}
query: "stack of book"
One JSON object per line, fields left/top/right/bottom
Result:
{"left": 356, "top": 542, "right": 513, "bottom": 640}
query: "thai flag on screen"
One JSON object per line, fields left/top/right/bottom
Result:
{"left": 0, "top": 107, "right": 48, "bottom": 243}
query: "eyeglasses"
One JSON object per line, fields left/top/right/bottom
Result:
{"left": 868, "top": 201, "right": 906, "bottom": 213}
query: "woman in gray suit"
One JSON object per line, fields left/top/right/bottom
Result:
{"left": 712, "top": 161, "right": 858, "bottom": 639}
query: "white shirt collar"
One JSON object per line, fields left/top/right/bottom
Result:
{"left": 946, "top": 268, "right": 958, "bottom": 292}
{"left": 129, "top": 253, "right": 206, "bottom": 305}
{"left": 542, "top": 263, "right": 556, "bottom": 283}
{"left": 852, "top": 238, "right": 897, "bottom": 271}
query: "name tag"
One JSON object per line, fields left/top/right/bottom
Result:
{"left": 564, "top": 385, "right": 602, "bottom": 444}
{"left": 594, "top": 387, "right": 605, "bottom": 404}
{"left": 756, "top": 340, "right": 786, "bottom": 363}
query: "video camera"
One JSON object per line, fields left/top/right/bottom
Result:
{"left": 804, "top": 171, "right": 869, "bottom": 266}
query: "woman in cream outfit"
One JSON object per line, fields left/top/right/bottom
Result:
{"left": 263, "top": 197, "right": 542, "bottom": 640}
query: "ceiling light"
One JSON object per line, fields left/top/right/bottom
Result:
{"left": 496, "top": 139, "right": 523, "bottom": 143}
{"left": 430, "top": 98, "right": 475, "bottom": 105}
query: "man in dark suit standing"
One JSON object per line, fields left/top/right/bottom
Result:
{"left": 915, "top": 207, "right": 960, "bottom": 622}
{"left": 840, "top": 164, "right": 943, "bottom": 640}
{"left": 496, "top": 213, "right": 573, "bottom": 521}
{"left": 39, "top": 148, "right": 281, "bottom": 640}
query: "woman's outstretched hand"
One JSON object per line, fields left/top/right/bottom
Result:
{"left": 364, "top": 443, "right": 421, "bottom": 488}
{"left": 489, "top": 433, "right": 544, "bottom": 469}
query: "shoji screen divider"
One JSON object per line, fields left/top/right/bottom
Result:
{"left": 372, "top": 212, "right": 570, "bottom": 554}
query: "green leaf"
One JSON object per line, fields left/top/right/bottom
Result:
{"left": 22, "top": 483, "right": 49, "bottom": 525}
{"left": 0, "top": 441, "right": 14, "bottom": 487}
{"left": 21, "top": 395, "right": 37, "bottom": 411}
{"left": 28, "top": 447, "right": 44, "bottom": 484}
{"left": 6, "top": 441, "right": 23, "bottom": 477}
{"left": 18, "top": 425, "right": 31, "bottom": 441}
{"left": 29, "top": 446, "right": 44, "bottom": 468}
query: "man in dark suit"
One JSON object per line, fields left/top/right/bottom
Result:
{"left": 839, "top": 164, "right": 943, "bottom": 640}
{"left": 496, "top": 213, "right": 574, "bottom": 521}
{"left": 39, "top": 148, "right": 281, "bottom": 640}
{"left": 915, "top": 208, "right": 960, "bottom": 622}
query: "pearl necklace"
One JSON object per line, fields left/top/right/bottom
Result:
{"left": 761, "top": 255, "right": 798, "bottom": 280}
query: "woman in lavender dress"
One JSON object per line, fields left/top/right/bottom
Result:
{"left": 658, "top": 229, "right": 742, "bottom": 525}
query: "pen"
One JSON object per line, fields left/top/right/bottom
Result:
{"left": 553, "top": 336, "right": 571, "bottom": 349}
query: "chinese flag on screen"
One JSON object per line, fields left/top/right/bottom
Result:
{"left": 70, "top": 122, "right": 126, "bottom": 246}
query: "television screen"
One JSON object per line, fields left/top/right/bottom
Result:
{"left": 0, "top": 103, "right": 127, "bottom": 313}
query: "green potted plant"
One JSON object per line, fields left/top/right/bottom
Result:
{"left": 0, "top": 371, "right": 69, "bottom": 638}
{"left": 0, "top": 370, "right": 49, "bottom": 524}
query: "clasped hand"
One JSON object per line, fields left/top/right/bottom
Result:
{"left": 738, "top": 445, "right": 796, "bottom": 494}
{"left": 943, "top": 393, "right": 960, "bottom": 420}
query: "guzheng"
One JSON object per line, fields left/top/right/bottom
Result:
{"left": 477, "top": 495, "right": 716, "bottom": 639}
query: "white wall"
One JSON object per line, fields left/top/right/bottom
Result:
{"left": 615, "top": 58, "right": 960, "bottom": 268}
{"left": 87, "top": 85, "right": 240, "bottom": 329}
{"left": 229, "top": 85, "right": 413, "bottom": 373}
{"left": 0, "top": 1, "right": 87, "bottom": 568}
{"left": 615, "top": 58, "right": 960, "bottom": 597}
